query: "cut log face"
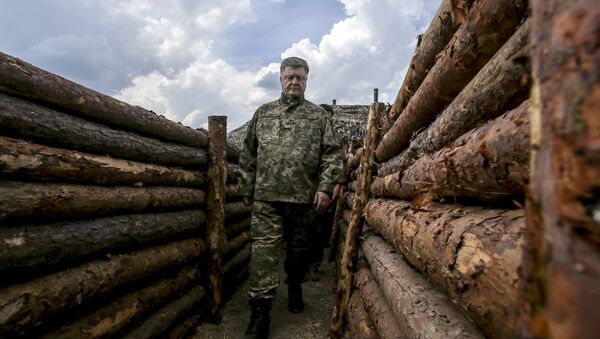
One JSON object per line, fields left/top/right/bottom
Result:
{"left": 361, "top": 233, "right": 484, "bottom": 339}
{"left": 375, "top": 0, "right": 528, "bottom": 162}
{"left": 0, "top": 136, "right": 205, "bottom": 187}
{"left": 0, "top": 93, "right": 208, "bottom": 168}
{"left": 365, "top": 198, "right": 525, "bottom": 338}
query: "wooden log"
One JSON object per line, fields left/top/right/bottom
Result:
{"left": 0, "top": 210, "right": 206, "bottom": 275}
{"left": 379, "top": 20, "right": 531, "bottom": 177}
{"left": 41, "top": 265, "right": 201, "bottom": 339}
{"left": 365, "top": 198, "right": 524, "bottom": 338}
{"left": 523, "top": 0, "right": 600, "bottom": 337}
{"left": 0, "top": 51, "right": 209, "bottom": 148}
{"left": 387, "top": 0, "right": 475, "bottom": 128}
{"left": 0, "top": 181, "right": 205, "bottom": 225}
{"left": 223, "top": 243, "right": 251, "bottom": 279}
{"left": 227, "top": 163, "right": 240, "bottom": 184}
{"left": 224, "top": 201, "right": 252, "bottom": 222}
{"left": 372, "top": 100, "right": 530, "bottom": 201}
{"left": 355, "top": 259, "right": 402, "bottom": 339}
{"left": 225, "top": 184, "right": 243, "bottom": 200}
{"left": 346, "top": 292, "right": 380, "bottom": 339}
{"left": 226, "top": 218, "right": 251, "bottom": 239}
{"left": 207, "top": 116, "right": 227, "bottom": 319}
{"left": 362, "top": 234, "right": 484, "bottom": 338}
{"left": 348, "top": 180, "right": 358, "bottom": 193}
{"left": 164, "top": 309, "right": 205, "bottom": 339}
{"left": 375, "top": 0, "right": 528, "bottom": 162}
{"left": 0, "top": 93, "right": 208, "bottom": 168}
{"left": 0, "top": 136, "right": 205, "bottom": 187}
{"left": 122, "top": 285, "right": 206, "bottom": 339}
{"left": 0, "top": 238, "right": 206, "bottom": 336}
{"left": 348, "top": 147, "right": 363, "bottom": 169}
{"left": 330, "top": 103, "right": 383, "bottom": 338}
{"left": 225, "top": 231, "right": 250, "bottom": 259}
{"left": 328, "top": 184, "right": 346, "bottom": 262}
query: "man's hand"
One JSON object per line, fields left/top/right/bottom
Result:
{"left": 243, "top": 196, "right": 254, "bottom": 206}
{"left": 313, "top": 191, "right": 331, "bottom": 214}
{"left": 331, "top": 184, "right": 342, "bottom": 204}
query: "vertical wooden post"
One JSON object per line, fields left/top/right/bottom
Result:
{"left": 524, "top": 1, "right": 600, "bottom": 338}
{"left": 329, "top": 102, "right": 383, "bottom": 338}
{"left": 207, "top": 115, "right": 227, "bottom": 321}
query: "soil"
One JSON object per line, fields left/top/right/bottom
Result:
{"left": 191, "top": 250, "right": 338, "bottom": 339}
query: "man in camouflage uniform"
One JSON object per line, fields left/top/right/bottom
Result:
{"left": 238, "top": 56, "right": 343, "bottom": 339}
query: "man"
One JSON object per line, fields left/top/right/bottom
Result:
{"left": 238, "top": 56, "right": 343, "bottom": 339}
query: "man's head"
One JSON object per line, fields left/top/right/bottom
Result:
{"left": 280, "top": 57, "right": 309, "bottom": 97}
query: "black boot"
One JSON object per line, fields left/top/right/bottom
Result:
{"left": 288, "top": 283, "right": 304, "bottom": 313}
{"left": 245, "top": 298, "right": 271, "bottom": 339}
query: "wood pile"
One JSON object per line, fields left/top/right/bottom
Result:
{"left": 0, "top": 51, "right": 251, "bottom": 337}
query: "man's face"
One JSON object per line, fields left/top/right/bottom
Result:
{"left": 281, "top": 66, "right": 307, "bottom": 97}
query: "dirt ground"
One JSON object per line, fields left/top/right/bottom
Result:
{"left": 191, "top": 249, "right": 338, "bottom": 339}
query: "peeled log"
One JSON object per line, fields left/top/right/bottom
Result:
{"left": 0, "top": 181, "right": 205, "bottom": 225}
{"left": 362, "top": 234, "right": 484, "bottom": 339}
{"left": 42, "top": 266, "right": 201, "bottom": 339}
{"left": 0, "top": 136, "right": 205, "bottom": 187}
{"left": 0, "top": 210, "right": 206, "bottom": 275}
{"left": 0, "top": 51, "right": 209, "bottom": 148}
{"left": 346, "top": 292, "right": 380, "bottom": 339}
{"left": 376, "top": 0, "right": 528, "bottom": 162}
{"left": 524, "top": 1, "right": 600, "bottom": 337}
{"left": 0, "top": 93, "right": 207, "bottom": 168}
{"left": 379, "top": 20, "right": 531, "bottom": 177}
{"left": 372, "top": 100, "right": 530, "bottom": 200}
{"left": 355, "top": 259, "right": 402, "bottom": 339}
{"left": 365, "top": 198, "right": 524, "bottom": 338}
{"left": 0, "top": 238, "right": 206, "bottom": 335}
{"left": 387, "top": 0, "right": 475, "bottom": 126}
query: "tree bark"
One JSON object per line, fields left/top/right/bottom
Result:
{"left": 0, "top": 181, "right": 205, "bottom": 225}
{"left": 362, "top": 234, "right": 484, "bottom": 339}
{"left": 0, "top": 93, "right": 208, "bottom": 168}
{"left": 523, "top": 1, "right": 600, "bottom": 337}
{"left": 330, "top": 103, "right": 383, "bottom": 338}
{"left": 328, "top": 184, "right": 346, "bottom": 262}
{"left": 0, "top": 238, "right": 206, "bottom": 336}
{"left": 0, "top": 136, "right": 205, "bottom": 187}
{"left": 224, "top": 201, "right": 252, "bottom": 222}
{"left": 365, "top": 198, "right": 524, "bottom": 338}
{"left": 0, "top": 210, "right": 206, "bottom": 275}
{"left": 375, "top": 0, "right": 528, "bottom": 162}
{"left": 223, "top": 243, "right": 251, "bottom": 281}
{"left": 207, "top": 116, "right": 227, "bottom": 319}
{"left": 226, "top": 218, "right": 251, "bottom": 239}
{"left": 122, "top": 285, "right": 206, "bottom": 339}
{"left": 387, "top": 0, "right": 476, "bottom": 129}
{"left": 225, "top": 184, "right": 243, "bottom": 200}
{"left": 0, "top": 51, "right": 209, "bottom": 148}
{"left": 41, "top": 265, "right": 201, "bottom": 339}
{"left": 225, "top": 231, "right": 250, "bottom": 260}
{"left": 355, "top": 259, "right": 402, "bottom": 339}
{"left": 372, "top": 100, "right": 530, "bottom": 201}
{"left": 379, "top": 20, "right": 531, "bottom": 177}
{"left": 227, "top": 163, "right": 240, "bottom": 184}
{"left": 346, "top": 292, "right": 380, "bottom": 339}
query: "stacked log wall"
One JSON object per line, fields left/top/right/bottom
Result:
{"left": 0, "top": 52, "right": 249, "bottom": 337}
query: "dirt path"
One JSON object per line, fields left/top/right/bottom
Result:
{"left": 192, "top": 251, "right": 337, "bottom": 339}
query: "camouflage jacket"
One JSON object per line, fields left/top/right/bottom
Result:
{"left": 238, "top": 93, "right": 343, "bottom": 203}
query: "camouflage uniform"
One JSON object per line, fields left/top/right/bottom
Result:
{"left": 238, "top": 93, "right": 343, "bottom": 300}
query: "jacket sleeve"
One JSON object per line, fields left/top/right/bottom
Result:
{"left": 317, "top": 114, "right": 343, "bottom": 194}
{"left": 238, "top": 113, "right": 258, "bottom": 197}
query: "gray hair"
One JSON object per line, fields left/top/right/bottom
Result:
{"left": 280, "top": 56, "right": 309, "bottom": 74}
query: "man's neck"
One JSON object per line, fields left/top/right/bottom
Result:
{"left": 280, "top": 92, "right": 304, "bottom": 104}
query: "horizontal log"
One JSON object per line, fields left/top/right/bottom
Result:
{"left": 362, "top": 233, "right": 484, "bottom": 339}
{"left": 41, "top": 265, "right": 201, "bottom": 339}
{"left": 226, "top": 218, "right": 251, "bottom": 239}
{"left": 0, "top": 51, "right": 209, "bottom": 148}
{"left": 365, "top": 199, "right": 524, "bottom": 338}
{"left": 0, "top": 210, "right": 206, "bottom": 275}
{"left": 165, "top": 306, "right": 205, "bottom": 339}
{"left": 375, "top": 0, "right": 528, "bottom": 161}
{"left": 123, "top": 285, "right": 206, "bottom": 339}
{"left": 224, "top": 201, "right": 252, "bottom": 222}
{"left": 224, "top": 243, "right": 251, "bottom": 278}
{"left": 0, "top": 93, "right": 207, "bottom": 168}
{"left": 379, "top": 20, "right": 531, "bottom": 176}
{"left": 372, "top": 100, "right": 530, "bottom": 200}
{"left": 0, "top": 181, "right": 205, "bottom": 225}
{"left": 356, "top": 259, "right": 402, "bottom": 339}
{"left": 227, "top": 163, "right": 240, "bottom": 184}
{"left": 0, "top": 136, "right": 205, "bottom": 187}
{"left": 346, "top": 292, "right": 380, "bottom": 339}
{"left": 225, "top": 184, "right": 243, "bottom": 200}
{"left": 225, "top": 231, "right": 250, "bottom": 259}
{"left": 0, "top": 238, "right": 206, "bottom": 335}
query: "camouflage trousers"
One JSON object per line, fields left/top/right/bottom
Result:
{"left": 247, "top": 200, "right": 315, "bottom": 301}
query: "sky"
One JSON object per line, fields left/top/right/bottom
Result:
{"left": 0, "top": 0, "right": 442, "bottom": 131}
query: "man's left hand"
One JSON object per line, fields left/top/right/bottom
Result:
{"left": 313, "top": 191, "right": 331, "bottom": 214}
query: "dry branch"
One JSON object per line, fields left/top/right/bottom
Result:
{"left": 0, "top": 136, "right": 205, "bottom": 187}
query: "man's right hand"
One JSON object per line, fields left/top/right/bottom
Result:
{"left": 243, "top": 196, "right": 254, "bottom": 206}
{"left": 331, "top": 183, "right": 342, "bottom": 203}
